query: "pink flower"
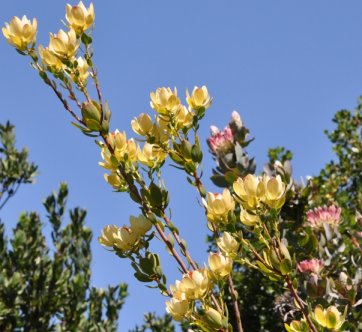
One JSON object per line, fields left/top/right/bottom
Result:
{"left": 297, "top": 258, "right": 324, "bottom": 275}
{"left": 306, "top": 205, "right": 341, "bottom": 228}
{"left": 207, "top": 126, "right": 234, "bottom": 155}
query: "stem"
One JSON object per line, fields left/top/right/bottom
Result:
{"left": 228, "top": 275, "right": 244, "bottom": 332}
{"left": 285, "top": 276, "right": 318, "bottom": 332}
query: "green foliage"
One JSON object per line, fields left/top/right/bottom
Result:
{"left": 0, "top": 122, "right": 37, "bottom": 210}
{"left": 130, "top": 313, "right": 176, "bottom": 332}
{"left": 0, "top": 122, "right": 128, "bottom": 332}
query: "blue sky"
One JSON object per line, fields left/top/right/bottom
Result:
{"left": 2, "top": 1, "right": 362, "bottom": 331}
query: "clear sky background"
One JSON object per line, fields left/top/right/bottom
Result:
{"left": 1, "top": 1, "right": 362, "bottom": 331}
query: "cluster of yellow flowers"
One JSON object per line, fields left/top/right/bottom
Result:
{"left": 98, "top": 214, "right": 152, "bottom": 252}
{"left": 3, "top": 2, "right": 94, "bottom": 85}
{"left": 166, "top": 233, "right": 237, "bottom": 322}
{"left": 234, "top": 174, "right": 286, "bottom": 226}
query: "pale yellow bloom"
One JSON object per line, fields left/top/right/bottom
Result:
{"left": 259, "top": 175, "right": 286, "bottom": 209}
{"left": 233, "top": 174, "right": 262, "bottom": 210}
{"left": 39, "top": 45, "right": 63, "bottom": 71}
{"left": 66, "top": 1, "right": 95, "bottom": 34}
{"left": 165, "top": 298, "right": 189, "bottom": 321}
{"left": 129, "top": 214, "right": 152, "bottom": 236}
{"left": 313, "top": 305, "right": 345, "bottom": 330}
{"left": 98, "top": 224, "right": 118, "bottom": 247}
{"left": 170, "top": 280, "right": 187, "bottom": 301}
{"left": 204, "top": 189, "right": 235, "bottom": 223}
{"left": 131, "top": 113, "right": 153, "bottom": 136}
{"left": 216, "top": 232, "right": 239, "bottom": 255}
{"left": 138, "top": 143, "right": 166, "bottom": 168}
{"left": 2, "top": 15, "right": 37, "bottom": 50}
{"left": 173, "top": 105, "right": 194, "bottom": 129}
{"left": 208, "top": 252, "right": 233, "bottom": 278}
{"left": 186, "top": 86, "right": 212, "bottom": 111}
{"left": 152, "top": 122, "right": 169, "bottom": 144}
{"left": 104, "top": 172, "right": 125, "bottom": 190}
{"left": 126, "top": 139, "right": 138, "bottom": 163}
{"left": 177, "top": 268, "right": 210, "bottom": 300}
{"left": 49, "top": 28, "right": 79, "bottom": 59}
{"left": 150, "top": 87, "right": 180, "bottom": 115}
{"left": 72, "top": 56, "right": 89, "bottom": 83}
{"left": 240, "top": 207, "right": 260, "bottom": 226}
{"left": 114, "top": 226, "right": 139, "bottom": 251}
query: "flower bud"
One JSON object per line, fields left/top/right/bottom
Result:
{"left": 285, "top": 320, "right": 309, "bottom": 332}
{"left": 203, "top": 307, "right": 228, "bottom": 330}
{"left": 216, "top": 232, "right": 238, "bottom": 255}
{"left": 129, "top": 214, "right": 152, "bottom": 236}
{"left": 165, "top": 298, "right": 189, "bottom": 321}
{"left": 204, "top": 189, "right": 235, "bottom": 223}
{"left": 65, "top": 1, "right": 95, "bottom": 34}
{"left": 150, "top": 87, "right": 180, "bottom": 115}
{"left": 98, "top": 225, "right": 119, "bottom": 247}
{"left": 2, "top": 16, "right": 37, "bottom": 50}
{"left": 207, "top": 126, "right": 234, "bottom": 155}
{"left": 131, "top": 113, "right": 153, "bottom": 136}
{"left": 233, "top": 174, "right": 261, "bottom": 210}
{"left": 39, "top": 45, "right": 63, "bottom": 71}
{"left": 208, "top": 252, "right": 233, "bottom": 278}
{"left": 104, "top": 172, "right": 126, "bottom": 190}
{"left": 48, "top": 28, "right": 79, "bottom": 59}
{"left": 230, "top": 111, "right": 243, "bottom": 129}
{"left": 186, "top": 86, "right": 212, "bottom": 111}
{"left": 297, "top": 258, "right": 324, "bottom": 275}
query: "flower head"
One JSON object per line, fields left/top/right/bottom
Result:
{"left": 114, "top": 226, "right": 139, "bottom": 251}
{"left": 165, "top": 298, "right": 189, "bottom": 321}
{"left": 2, "top": 15, "right": 37, "bottom": 50}
{"left": 186, "top": 86, "right": 212, "bottom": 111}
{"left": 297, "top": 258, "right": 324, "bottom": 275}
{"left": 39, "top": 45, "right": 63, "bottom": 71}
{"left": 150, "top": 87, "right": 180, "bottom": 115}
{"left": 259, "top": 175, "right": 286, "bottom": 209}
{"left": 216, "top": 232, "right": 239, "bottom": 256}
{"left": 131, "top": 113, "right": 153, "bottom": 136}
{"left": 207, "top": 126, "right": 234, "bottom": 155}
{"left": 98, "top": 224, "right": 119, "bottom": 247}
{"left": 306, "top": 205, "right": 341, "bottom": 228}
{"left": 71, "top": 56, "right": 89, "bottom": 83}
{"left": 233, "top": 174, "right": 261, "bottom": 210}
{"left": 204, "top": 189, "right": 235, "bottom": 223}
{"left": 129, "top": 214, "right": 152, "bottom": 236}
{"left": 313, "top": 305, "right": 346, "bottom": 330}
{"left": 48, "top": 28, "right": 79, "bottom": 59}
{"left": 66, "top": 1, "right": 95, "bottom": 34}
{"left": 137, "top": 143, "right": 166, "bottom": 168}
{"left": 208, "top": 252, "right": 233, "bottom": 278}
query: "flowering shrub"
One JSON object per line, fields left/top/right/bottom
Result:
{"left": 3, "top": 2, "right": 361, "bottom": 331}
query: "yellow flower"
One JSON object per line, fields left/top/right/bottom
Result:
{"left": 173, "top": 105, "right": 194, "bottom": 129}
{"left": 208, "top": 252, "right": 233, "bottom": 278}
{"left": 150, "top": 87, "right": 180, "bottom": 115}
{"left": 49, "top": 28, "right": 79, "bottom": 59}
{"left": 216, "top": 232, "right": 239, "bottom": 256}
{"left": 233, "top": 174, "right": 262, "bottom": 210}
{"left": 114, "top": 226, "right": 139, "bottom": 251}
{"left": 72, "top": 56, "right": 89, "bottom": 83}
{"left": 39, "top": 45, "right": 63, "bottom": 71}
{"left": 131, "top": 113, "right": 153, "bottom": 136}
{"left": 240, "top": 207, "right": 260, "bottom": 227}
{"left": 65, "top": 1, "right": 95, "bottom": 34}
{"left": 313, "top": 305, "right": 346, "bottom": 330}
{"left": 2, "top": 15, "right": 37, "bottom": 50}
{"left": 98, "top": 224, "right": 118, "bottom": 247}
{"left": 129, "top": 214, "right": 152, "bottom": 236}
{"left": 186, "top": 86, "right": 212, "bottom": 111}
{"left": 259, "top": 175, "right": 286, "bottom": 209}
{"left": 152, "top": 122, "right": 169, "bottom": 144}
{"left": 204, "top": 189, "right": 235, "bottom": 223}
{"left": 178, "top": 268, "right": 210, "bottom": 300}
{"left": 165, "top": 298, "right": 189, "bottom": 321}
{"left": 138, "top": 143, "right": 166, "bottom": 168}
{"left": 284, "top": 320, "right": 309, "bottom": 332}
{"left": 104, "top": 172, "right": 126, "bottom": 190}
